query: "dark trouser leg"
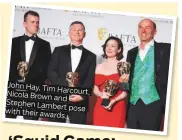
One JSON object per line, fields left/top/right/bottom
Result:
{"left": 69, "top": 111, "right": 87, "bottom": 124}
{"left": 138, "top": 99, "right": 162, "bottom": 131}
{"left": 127, "top": 99, "right": 163, "bottom": 131}
{"left": 5, "top": 114, "right": 17, "bottom": 119}
{"left": 24, "top": 116, "right": 39, "bottom": 120}
{"left": 127, "top": 103, "right": 139, "bottom": 129}
{"left": 48, "top": 112, "right": 67, "bottom": 123}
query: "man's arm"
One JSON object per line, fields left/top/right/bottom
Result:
{"left": 70, "top": 54, "right": 96, "bottom": 102}
{"left": 42, "top": 42, "right": 52, "bottom": 83}
{"left": 9, "top": 38, "right": 19, "bottom": 82}
{"left": 160, "top": 43, "right": 171, "bottom": 112}
{"left": 82, "top": 54, "right": 96, "bottom": 88}
{"left": 47, "top": 47, "right": 61, "bottom": 85}
{"left": 81, "top": 54, "right": 96, "bottom": 100}
{"left": 126, "top": 50, "right": 132, "bottom": 64}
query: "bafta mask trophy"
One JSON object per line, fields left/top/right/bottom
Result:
{"left": 117, "top": 61, "right": 131, "bottom": 75}
{"left": 117, "top": 61, "right": 131, "bottom": 91}
{"left": 101, "top": 80, "right": 119, "bottom": 107}
{"left": 17, "top": 61, "right": 29, "bottom": 83}
{"left": 65, "top": 72, "right": 79, "bottom": 123}
{"left": 66, "top": 72, "right": 79, "bottom": 87}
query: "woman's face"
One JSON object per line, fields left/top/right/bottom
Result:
{"left": 105, "top": 39, "right": 121, "bottom": 58}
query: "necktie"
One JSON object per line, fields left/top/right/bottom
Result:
{"left": 72, "top": 45, "right": 83, "bottom": 50}
{"left": 25, "top": 35, "right": 36, "bottom": 41}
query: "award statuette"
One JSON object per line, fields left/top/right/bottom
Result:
{"left": 117, "top": 61, "right": 131, "bottom": 75}
{"left": 17, "top": 61, "right": 29, "bottom": 83}
{"left": 66, "top": 72, "right": 79, "bottom": 87}
{"left": 117, "top": 61, "right": 131, "bottom": 91}
{"left": 101, "top": 80, "right": 119, "bottom": 107}
{"left": 65, "top": 72, "right": 79, "bottom": 123}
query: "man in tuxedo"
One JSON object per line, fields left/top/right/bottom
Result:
{"left": 7, "top": 10, "right": 51, "bottom": 120}
{"left": 48, "top": 21, "right": 96, "bottom": 124}
{"left": 126, "top": 19, "right": 171, "bottom": 130}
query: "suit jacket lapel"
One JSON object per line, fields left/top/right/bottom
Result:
{"left": 28, "top": 37, "right": 40, "bottom": 67}
{"left": 20, "top": 36, "right": 26, "bottom": 61}
{"left": 65, "top": 44, "right": 72, "bottom": 72}
{"left": 75, "top": 47, "right": 88, "bottom": 72}
{"left": 154, "top": 41, "right": 162, "bottom": 80}
{"left": 130, "top": 48, "right": 138, "bottom": 80}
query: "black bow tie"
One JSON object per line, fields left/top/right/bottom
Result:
{"left": 25, "top": 35, "right": 36, "bottom": 41}
{"left": 71, "top": 45, "right": 83, "bottom": 50}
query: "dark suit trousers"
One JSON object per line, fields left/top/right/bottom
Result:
{"left": 6, "top": 114, "right": 39, "bottom": 120}
{"left": 68, "top": 111, "right": 87, "bottom": 124}
{"left": 48, "top": 112, "right": 87, "bottom": 124}
{"left": 127, "top": 99, "right": 163, "bottom": 131}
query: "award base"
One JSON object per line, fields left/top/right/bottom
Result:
{"left": 101, "top": 98, "right": 110, "bottom": 107}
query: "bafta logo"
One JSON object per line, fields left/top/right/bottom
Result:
{"left": 66, "top": 72, "right": 79, "bottom": 87}
{"left": 98, "top": 28, "right": 108, "bottom": 40}
{"left": 17, "top": 61, "right": 29, "bottom": 82}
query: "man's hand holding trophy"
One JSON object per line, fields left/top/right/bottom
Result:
{"left": 101, "top": 61, "right": 131, "bottom": 110}
{"left": 17, "top": 61, "right": 29, "bottom": 83}
{"left": 101, "top": 80, "right": 119, "bottom": 108}
{"left": 66, "top": 72, "right": 83, "bottom": 102}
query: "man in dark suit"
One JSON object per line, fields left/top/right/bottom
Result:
{"left": 7, "top": 10, "right": 51, "bottom": 120}
{"left": 48, "top": 21, "right": 96, "bottom": 124}
{"left": 126, "top": 18, "right": 171, "bottom": 130}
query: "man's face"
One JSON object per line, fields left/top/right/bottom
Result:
{"left": 23, "top": 15, "right": 39, "bottom": 36}
{"left": 69, "top": 24, "right": 86, "bottom": 43}
{"left": 138, "top": 19, "right": 156, "bottom": 43}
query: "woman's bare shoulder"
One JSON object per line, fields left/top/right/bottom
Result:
{"left": 95, "top": 63, "right": 104, "bottom": 74}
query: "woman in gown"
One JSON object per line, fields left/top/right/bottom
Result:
{"left": 93, "top": 36, "right": 128, "bottom": 128}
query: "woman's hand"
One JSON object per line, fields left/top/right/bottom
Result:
{"left": 119, "top": 74, "right": 129, "bottom": 83}
{"left": 103, "top": 99, "right": 116, "bottom": 110}
{"left": 101, "top": 90, "right": 111, "bottom": 99}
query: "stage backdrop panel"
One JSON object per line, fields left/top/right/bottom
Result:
{"left": 13, "top": 6, "right": 173, "bottom": 63}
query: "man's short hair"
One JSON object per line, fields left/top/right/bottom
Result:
{"left": 152, "top": 21, "right": 156, "bottom": 30}
{"left": 69, "top": 21, "right": 85, "bottom": 31}
{"left": 139, "top": 18, "right": 157, "bottom": 30}
{"left": 149, "top": 19, "right": 156, "bottom": 30}
{"left": 24, "top": 10, "right": 39, "bottom": 22}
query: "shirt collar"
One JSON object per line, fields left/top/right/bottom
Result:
{"left": 24, "top": 33, "right": 37, "bottom": 38}
{"left": 70, "top": 42, "right": 83, "bottom": 47}
{"left": 139, "top": 39, "right": 154, "bottom": 51}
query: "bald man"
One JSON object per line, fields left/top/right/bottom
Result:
{"left": 126, "top": 19, "right": 171, "bottom": 130}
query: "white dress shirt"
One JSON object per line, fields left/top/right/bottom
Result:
{"left": 25, "top": 39, "right": 34, "bottom": 62}
{"left": 70, "top": 43, "right": 83, "bottom": 72}
{"left": 139, "top": 39, "right": 154, "bottom": 61}
{"left": 25, "top": 34, "right": 36, "bottom": 62}
{"left": 65, "top": 43, "right": 83, "bottom": 123}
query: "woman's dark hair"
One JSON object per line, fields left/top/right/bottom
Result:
{"left": 102, "top": 36, "right": 123, "bottom": 60}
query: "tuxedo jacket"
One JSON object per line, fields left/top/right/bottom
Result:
{"left": 9, "top": 35, "right": 51, "bottom": 85}
{"left": 48, "top": 44, "right": 96, "bottom": 107}
{"left": 127, "top": 41, "right": 171, "bottom": 111}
